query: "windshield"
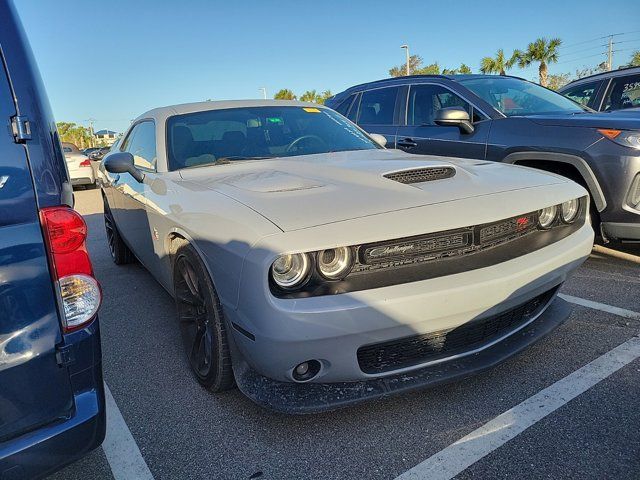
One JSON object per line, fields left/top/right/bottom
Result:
{"left": 460, "top": 77, "right": 587, "bottom": 117}
{"left": 166, "top": 106, "right": 378, "bottom": 170}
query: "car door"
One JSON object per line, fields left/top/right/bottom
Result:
{"left": 110, "top": 121, "right": 157, "bottom": 268}
{"left": 355, "top": 86, "right": 401, "bottom": 148}
{"left": 395, "top": 83, "right": 489, "bottom": 159}
{"left": 0, "top": 49, "right": 74, "bottom": 441}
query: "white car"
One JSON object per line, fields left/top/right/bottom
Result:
{"left": 62, "top": 142, "right": 95, "bottom": 188}
{"left": 100, "top": 100, "right": 594, "bottom": 413}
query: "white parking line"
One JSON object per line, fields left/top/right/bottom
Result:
{"left": 559, "top": 293, "right": 640, "bottom": 321}
{"left": 103, "top": 384, "right": 155, "bottom": 480}
{"left": 395, "top": 334, "right": 640, "bottom": 480}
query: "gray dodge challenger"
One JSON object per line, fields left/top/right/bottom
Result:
{"left": 100, "top": 100, "right": 594, "bottom": 413}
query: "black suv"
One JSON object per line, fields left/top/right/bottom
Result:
{"left": 559, "top": 66, "right": 640, "bottom": 112}
{"left": 326, "top": 74, "right": 640, "bottom": 242}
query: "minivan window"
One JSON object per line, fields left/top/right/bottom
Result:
{"left": 562, "top": 81, "right": 600, "bottom": 107}
{"left": 603, "top": 74, "right": 640, "bottom": 111}
{"left": 357, "top": 87, "right": 399, "bottom": 125}
{"left": 408, "top": 84, "right": 480, "bottom": 125}
{"left": 122, "top": 121, "right": 157, "bottom": 170}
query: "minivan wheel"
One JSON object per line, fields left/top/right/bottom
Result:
{"left": 103, "top": 197, "right": 135, "bottom": 265}
{"left": 173, "top": 244, "right": 234, "bottom": 392}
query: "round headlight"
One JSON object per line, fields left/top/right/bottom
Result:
{"left": 538, "top": 205, "right": 557, "bottom": 229}
{"left": 561, "top": 198, "right": 580, "bottom": 223}
{"left": 317, "top": 247, "right": 353, "bottom": 280}
{"left": 271, "top": 253, "right": 310, "bottom": 288}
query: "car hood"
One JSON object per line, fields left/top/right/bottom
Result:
{"left": 526, "top": 112, "right": 640, "bottom": 130}
{"left": 178, "top": 149, "right": 566, "bottom": 232}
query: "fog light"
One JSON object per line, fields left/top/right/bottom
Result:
{"left": 292, "top": 360, "right": 321, "bottom": 381}
{"left": 628, "top": 174, "right": 640, "bottom": 209}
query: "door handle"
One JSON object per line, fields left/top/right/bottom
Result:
{"left": 397, "top": 138, "right": 418, "bottom": 148}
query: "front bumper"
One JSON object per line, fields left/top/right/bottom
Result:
{"left": 228, "top": 223, "right": 593, "bottom": 391}
{"left": 601, "top": 221, "right": 640, "bottom": 241}
{"left": 233, "top": 295, "right": 572, "bottom": 413}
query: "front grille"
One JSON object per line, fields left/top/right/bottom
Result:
{"left": 384, "top": 167, "right": 455, "bottom": 184}
{"left": 357, "top": 288, "right": 556, "bottom": 374}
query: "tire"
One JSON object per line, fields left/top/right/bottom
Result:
{"left": 103, "top": 196, "right": 136, "bottom": 265}
{"left": 173, "top": 243, "right": 235, "bottom": 392}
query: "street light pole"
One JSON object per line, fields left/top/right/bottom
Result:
{"left": 401, "top": 44, "right": 410, "bottom": 76}
{"left": 259, "top": 87, "right": 267, "bottom": 99}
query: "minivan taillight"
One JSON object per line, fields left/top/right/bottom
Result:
{"left": 40, "top": 206, "right": 101, "bottom": 332}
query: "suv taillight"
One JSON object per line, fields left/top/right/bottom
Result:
{"left": 40, "top": 206, "right": 101, "bottom": 332}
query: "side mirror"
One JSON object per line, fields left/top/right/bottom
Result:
{"left": 103, "top": 152, "right": 144, "bottom": 183}
{"left": 434, "top": 107, "right": 474, "bottom": 134}
{"left": 369, "top": 133, "right": 387, "bottom": 148}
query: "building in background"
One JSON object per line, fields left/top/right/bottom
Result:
{"left": 94, "top": 129, "right": 119, "bottom": 146}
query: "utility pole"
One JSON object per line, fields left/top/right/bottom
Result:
{"left": 85, "top": 118, "right": 96, "bottom": 147}
{"left": 401, "top": 44, "right": 410, "bottom": 76}
{"left": 607, "top": 36, "right": 613, "bottom": 71}
{"left": 259, "top": 87, "right": 267, "bottom": 99}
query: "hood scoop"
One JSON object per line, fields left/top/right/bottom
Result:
{"left": 384, "top": 166, "right": 456, "bottom": 184}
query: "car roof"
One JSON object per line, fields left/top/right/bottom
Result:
{"left": 136, "top": 99, "right": 325, "bottom": 123}
{"left": 562, "top": 66, "right": 640, "bottom": 89}
{"left": 336, "top": 73, "right": 528, "bottom": 95}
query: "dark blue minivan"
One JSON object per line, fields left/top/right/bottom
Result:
{"left": 0, "top": 1, "right": 105, "bottom": 478}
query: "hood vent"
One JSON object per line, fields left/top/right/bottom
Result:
{"left": 384, "top": 166, "right": 455, "bottom": 184}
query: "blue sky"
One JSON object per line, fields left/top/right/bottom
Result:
{"left": 14, "top": 0, "right": 640, "bottom": 133}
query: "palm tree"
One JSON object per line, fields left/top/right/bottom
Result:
{"left": 629, "top": 50, "right": 640, "bottom": 67}
{"left": 274, "top": 89, "right": 296, "bottom": 100}
{"left": 516, "top": 37, "right": 562, "bottom": 87}
{"left": 479, "top": 49, "right": 518, "bottom": 75}
{"left": 300, "top": 90, "right": 318, "bottom": 102}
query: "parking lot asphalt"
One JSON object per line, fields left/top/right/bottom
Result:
{"left": 49, "top": 189, "right": 639, "bottom": 480}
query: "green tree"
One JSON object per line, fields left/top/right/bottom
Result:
{"left": 415, "top": 62, "right": 441, "bottom": 75}
{"left": 516, "top": 37, "right": 562, "bottom": 87}
{"left": 627, "top": 50, "right": 640, "bottom": 67}
{"left": 274, "top": 89, "right": 296, "bottom": 100}
{"left": 480, "top": 49, "right": 518, "bottom": 75}
{"left": 300, "top": 90, "right": 319, "bottom": 102}
{"left": 389, "top": 54, "right": 425, "bottom": 77}
{"left": 547, "top": 73, "right": 571, "bottom": 91}
{"left": 56, "top": 122, "right": 93, "bottom": 149}
{"left": 317, "top": 90, "right": 332, "bottom": 105}
{"left": 442, "top": 63, "right": 472, "bottom": 75}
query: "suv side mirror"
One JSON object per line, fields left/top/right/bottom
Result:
{"left": 434, "top": 107, "right": 474, "bottom": 134}
{"left": 369, "top": 133, "right": 387, "bottom": 147}
{"left": 103, "top": 152, "right": 144, "bottom": 183}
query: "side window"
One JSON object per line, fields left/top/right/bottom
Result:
{"left": 357, "top": 87, "right": 399, "bottom": 125}
{"left": 408, "top": 84, "right": 477, "bottom": 126}
{"left": 122, "top": 121, "right": 157, "bottom": 170}
{"left": 563, "top": 81, "right": 600, "bottom": 107}
{"left": 334, "top": 95, "right": 355, "bottom": 117}
{"left": 603, "top": 74, "right": 640, "bottom": 111}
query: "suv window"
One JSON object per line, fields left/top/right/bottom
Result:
{"left": 122, "top": 121, "right": 157, "bottom": 170}
{"left": 603, "top": 74, "right": 640, "bottom": 111}
{"left": 562, "top": 81, "right": 600, "bottom": 107}
{"left": 408, "top": 84, "right": 481, "bottom": 126}
{"left": 358, "top": 87, "right": 399, "bottom": 125}
{"left": 334, "top": 95, "right": 355, "bottom": 117}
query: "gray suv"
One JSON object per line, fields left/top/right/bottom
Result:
{"left": 327, "top": 74, "right": 640, "bottom": 243}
